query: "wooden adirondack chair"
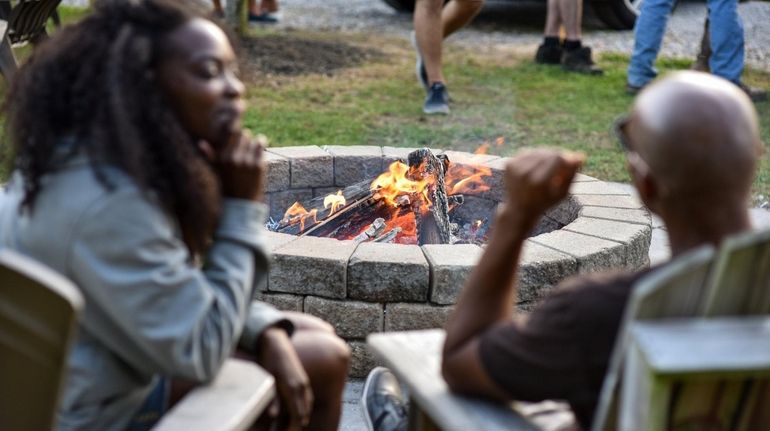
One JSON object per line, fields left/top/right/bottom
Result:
{"left": 0, "top": 248, "right": 275, "bottom": 431}
{"left": 592, "top": 246, "right": 718, "bottom": 431}
{"left": 593, "top": 228, "right": 770, "bottom": 431}
{"left": 369, "top": 228, "right": 770, "bottom": 431}
{"left": 0, "top": 0, "right": 63, "bottom": 80}
{"left": 367, "top": 246, "right": 722, "bottom": 431}
{"left": 0, "top": 249, "right": 85, "bottom": 431}
{"left": 368, "top": 329, "right": 547, "bottom": 431}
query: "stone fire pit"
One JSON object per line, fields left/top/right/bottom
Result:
{"left": 258, "top": 145, "right": 652, "bottom": 376}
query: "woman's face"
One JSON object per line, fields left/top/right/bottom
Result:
{"left": 157, "top": 18, "right": 245, "bottom": 149}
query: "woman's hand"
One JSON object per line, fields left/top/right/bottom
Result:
{"left": 257, "top": 327, "right": 314, "bottom": 431}
{"left": 199, "top": 130, "right": 267, "bottom": 202}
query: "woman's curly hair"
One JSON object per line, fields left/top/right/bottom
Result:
{"left": 5, "top": 0, "right": 223, "bottom": 256}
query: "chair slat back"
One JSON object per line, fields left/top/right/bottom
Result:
{"left": 703, "top": 228, "right": 770, "bottom": 317}
{"left": 614, "top": 229, "right": 770, "bottom": 431}
{"left": 8, "top": 0, "right": 62, "bottom": 44}
{"left": 592, "top": 246, "right": 717, "bottom": 431}
{"left": 0, "top": 250, "right": 83, "bottom": 431}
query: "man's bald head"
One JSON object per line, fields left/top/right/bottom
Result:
{"left": 626, "top": 71, "right": 760, "bottom": 203}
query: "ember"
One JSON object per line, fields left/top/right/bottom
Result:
{"left": 272, "top": 148, "right": 493, "bottom": 245}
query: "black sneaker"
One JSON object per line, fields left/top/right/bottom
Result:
{"left": 737, "top": 82, "right": 768, "bottom": 102}
{"left": 423, "top": 82, "right": 450, "bottom": 115}
{"left": 361, "top": 367, "right": 408, "bottom": 431}
{"left": 561, "top": 47, "right": 604, "bottom": 75}
{"left": 411, "top": 31, "right": 429, "bottom": 92}
{"left": 535, "top": 43, "right": 563, "bottom": 65}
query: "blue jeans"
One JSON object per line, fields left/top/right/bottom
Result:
{"left": 126, "top": 378, "right": 170, "bottom": 431}
{"left": 627, "top": 0, "right": 744, "bottom": 87}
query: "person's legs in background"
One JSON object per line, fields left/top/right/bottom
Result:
{"left": 535, "top": 0, "right": 563, "bottom": 64}
{"left": 249, "top": 0, "right": 280, "bottom": 23}
{"left": 211, "top": 0, "right": 223, "bottom": 16}
{"left": 558, "top": 0, "right": 602, "bottom": 74}
{"left": 413, "top": 0, "right": 484, "bottom": 114}
{"left": 707, "top": 0, "right": 766, "bottom": 101}
{"left": 626, "top": 0, "right": 675, "bottom": 91}
{"left": 707, "top": 0, "right": 742, "bottom": 84}
{"left": 414, "top": 0, "right": 446, "bottom": 86}
{"left": 535, "top": 0, "right": 601, "bottom": 74}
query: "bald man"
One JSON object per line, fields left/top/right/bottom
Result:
{"left": 361, "top": 71, "right": 761, "bottom": 430}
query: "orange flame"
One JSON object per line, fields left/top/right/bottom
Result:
{"left": 281, "top": 202, "right": 318, "bottom": 232}
{"left": 474, "top": 143, "right": 490, "bottom": 155}
{"left": 323, "top": 190, "right": 346, "bottom": 215}
{"left": 495, "top": 136, "right": 504, "bottom": 147}
{"left": 278, "top": 153, "right": 493, "bottom": 244}
{"left": 445, "top": 163, "right": 492, "bottom": 195}
{"left": 370, "top": 161, "right": 432, "bottom": 208}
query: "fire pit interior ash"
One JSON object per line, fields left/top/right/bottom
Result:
{"left": 269, "top": 148, "right": 496, "bottom": 246}
{"left": 260, "top": 145, "right": 653, "bottom": 376}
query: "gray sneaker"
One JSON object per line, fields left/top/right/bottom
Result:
{"left": 361, "top": 367, "right": 408, "bottom": 431}
{"left": 423, "top": 82, "right": 450, "bottom": 115}
{"left": 411, "top": 31, "right": 429, "bottom": 92}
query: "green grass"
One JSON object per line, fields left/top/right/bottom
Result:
{"left": 2, "top": 16, "right": 769, "bottom": 199}
{"left": 243, "top": 34, "right": 770, "bottom": 199}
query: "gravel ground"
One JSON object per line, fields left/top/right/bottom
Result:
{"left": 62, "top": 0, "right": 770, "bottom": 69}
{"left": 277, "top": 0, "right": 770, "bottom": 70}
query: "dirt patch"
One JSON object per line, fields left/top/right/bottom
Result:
{"left": 239, "top": 34, "right": 382, "bottom": 80}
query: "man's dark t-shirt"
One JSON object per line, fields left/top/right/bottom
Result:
{"left": 478, "top": 268, "right": 654, "bottom": 429}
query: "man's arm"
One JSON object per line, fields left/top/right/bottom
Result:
{"left": 442, "top": 149, "right": 584, "bottom": 399}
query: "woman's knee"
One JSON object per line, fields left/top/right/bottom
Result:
{"left": 285, "top": 311, "right": 336, "bottom": 333}
{"left": 293, "top": 330, "right": 351, "bottom": 384}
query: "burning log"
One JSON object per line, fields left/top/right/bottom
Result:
{"left": 292, "top": 192, "right": 391, "bottom": 238}
{"left": 353, "top": 218, "right": 387, "bottom": 243}
{"left": 407, "top": 148, "right": 452, "bottom": 244}
{"left": 276, "top": 186, "right": 374, "bottom": 236}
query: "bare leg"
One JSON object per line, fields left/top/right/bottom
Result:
{"left": 442, "top": 0, "right": 485, "bottom": 38}
{"left": 171, "top": 313, "right": 349, "bottom": 431}
{"left": 290, "top": 329, "right": 350, "bottom": 430}
{"left": 544, "top": 0, "right": 562, "bottom": 37}
{"left": 212, "top": 0, "right": 223, "bottom": 14}
{"left": 414, "top": 0, "right": 446, "bottom": 84}
{"left": 559, "top": 0, "right": 582, "bottom": 40}
{"left": 260, "top": 0, "right": 279, "bottom": 14}
{"left": 273, "top": 312, "right": 349, "bottom": 431}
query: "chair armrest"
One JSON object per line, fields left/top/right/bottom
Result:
{"left": 368, "top": 330, "right": 542, "bottom": 431}
{"left": 152, "top": 358, "right": 275, "bottom": 431}
{"left": 630, "top": 316, "right": 770, "bottom": 375}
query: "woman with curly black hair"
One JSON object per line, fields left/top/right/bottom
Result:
{"left": 0, "top": 1, "right": 349, "bottom": 430}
